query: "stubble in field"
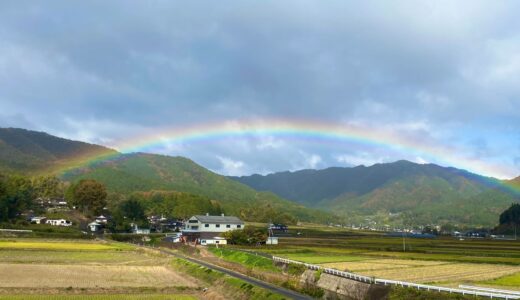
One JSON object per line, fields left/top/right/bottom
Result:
{"left": 0, "top": 264, "right": 197, "bottom": 288}
{"left": 323, "top": 259, "right": 520, "bottom": 284}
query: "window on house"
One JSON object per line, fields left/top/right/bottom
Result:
{"left": 205, "top": 224, "right": 209, "bottom": 227}
{"left": 226, "top": 224, "right": 230, "bottom": 228}
{"left": 237, "top": 225, "right": 242, "bottom": 228}
{"left": 188, "top": 220, "right": 198, "bottom": 223}
{"left": 216, "top": 224, "right": 220, "bottom": 228}
{"left": 216, "top": 241, "right": 220, "bottom": 244}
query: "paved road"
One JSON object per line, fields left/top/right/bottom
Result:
{"left": 156, "top": 247, "right": 313, "bottom": 300}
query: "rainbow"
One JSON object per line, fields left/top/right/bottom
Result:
{"left": 61, "top": 118, "right": 520, "bottom": 192}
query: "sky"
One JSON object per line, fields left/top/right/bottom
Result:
{"left": 0, "top": 1, "right": 519, "bottom": 178}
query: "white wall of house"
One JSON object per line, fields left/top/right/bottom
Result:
{"left": 185, "top": 216, "right": 243, "bottom": 233}
{"left": 199, "top": 222, "right": 242, "bottom": 232}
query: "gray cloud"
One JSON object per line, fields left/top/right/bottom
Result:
{"left": 0, "top": 1, "right": 519, "bottom": 178}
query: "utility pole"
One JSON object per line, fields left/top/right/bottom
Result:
{"left": 402, "top": 231, "right": 406, "bottom": 252}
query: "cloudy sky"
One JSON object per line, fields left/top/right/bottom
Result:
{"left": 1, "top": 1, "right": 519, "bottom": 178}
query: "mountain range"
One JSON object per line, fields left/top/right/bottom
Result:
{"left": 1, "top": 127, "right": 518, "bottom": 226}
{"left": 231, "top": 162, "right": 520, "bottom": 226}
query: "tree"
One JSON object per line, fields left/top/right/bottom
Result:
{"left": 0, "top": 175, "right": 35, "bottom": 222}
{"left": 69, "top": 179, "right": 107, "bottom": 216}
{"left": 109, "top": 195, "right": 148, "bottom": 232}
{"left": 118, "top": 196, "right": 147, "bottom": 224}
{"left": 223, "top": 226, "right": 268, "bottom": 245}
{"left": 32, "top": 175, "right": 63, "bottom": 200}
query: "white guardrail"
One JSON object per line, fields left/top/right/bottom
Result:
{"left": 272, "top": 256, "right": 520, "bottom": 299}
{"left": 459, "top": 285, "right": 520, "bottom": 296}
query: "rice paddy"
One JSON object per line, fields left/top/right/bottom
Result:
{"left": 0, "top": 238, "right": 201, "bottom": 299}
{"left": 239, "top": 224, "right": 520, "bottom": 290}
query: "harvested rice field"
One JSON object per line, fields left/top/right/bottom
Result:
{"left": 322, "top": 258, "right": 520, "bottom": 285}
{"left": 0, "top": 263, "right": 197, "bottom": 288}
{"left": 0, "top": 239, "right": 203, "bottom": 299}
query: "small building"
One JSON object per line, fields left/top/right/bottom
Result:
{"left": 46, "top": 219, "right": 72, "bottom": 226}
{"left": 269, "top": 223, "right": 288, "bottom": 232}
{"left": 266, "top": 236, "right": 279, "bottom": 245}
{"left": 131, "top": 223, "right": 151, "bottom": 234}
{"left": 95, "top": 215, "right": 108, "bottom": 224}
{"left": 199, "top": 233, "right": 227, "bottom": 245}
{"left": 88, "top": 221, "right": 103, "bottom": 232}
{"left": 30, "top": 217, "right": 47, "bottom": 224}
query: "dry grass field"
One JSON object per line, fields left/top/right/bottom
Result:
{"left": 0, "top": 263, "right": 197, "bottom": 288}
{"left": 0, "top": 239, "right": 203, "bottom": 299}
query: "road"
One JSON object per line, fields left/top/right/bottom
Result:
{"left": 155, "top": 247, "right": 313, "bottom": 300}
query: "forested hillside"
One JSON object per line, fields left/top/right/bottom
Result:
{"left": 0, "top": 128, "right": 115, "bottom": 174}
{"left": 231, "top": 161, "right": 520, "bottom": 226}
{"left": 62, "top": 153, "right": 329, "bottom": 223}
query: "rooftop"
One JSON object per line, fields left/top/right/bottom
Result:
{"left": 192, "top": 214, "right": 244, "bottom": 224}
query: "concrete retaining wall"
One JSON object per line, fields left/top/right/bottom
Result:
{"left": 300, "top": 269, "right": 390, "bottom": 300}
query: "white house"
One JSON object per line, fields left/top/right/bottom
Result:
{"left": 182, "top": 214, "right": 244, "bottom": 244}
{"left": 184, "top": 214, "right": 244, "bottom": 232}
{"left": 46, "top": 219, "right": 72, "bottom": 226}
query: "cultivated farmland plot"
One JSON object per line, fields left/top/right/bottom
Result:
{"left": 0, "top": 264, "right": 197, "bottom": 288}
{"left": 323, "top": 259, "right": 520, "bottom": 285}
{"left": 248, "top": 226, "right": 520, "bottom": 292}
{"left": 0, "top": 239, "right": 203, "bottom": 298}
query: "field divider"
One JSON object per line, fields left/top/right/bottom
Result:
{"left": 272, "top": 256, "right": 520, "bottom": 299}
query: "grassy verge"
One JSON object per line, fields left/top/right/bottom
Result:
{"left": 207, "top": 247, "right": 279, "bottom": 272}
{"left": 389, "top": 286, "right": 483, "bottom": 300}
{"left": 171, "top": 258, "right": 286, "bottom": 300}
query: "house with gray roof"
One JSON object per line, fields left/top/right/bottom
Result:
{"left": 182, "top": 213, "right": 244, "bottom": 244}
